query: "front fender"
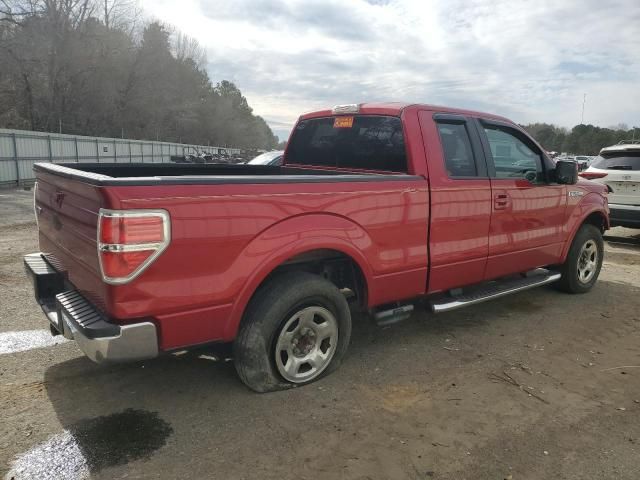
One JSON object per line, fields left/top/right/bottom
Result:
{"left": 221, "top": 213, "right": 376, "bottom": 340}
{"left": 561, "top": 191, "right": 609, "bottom": 262}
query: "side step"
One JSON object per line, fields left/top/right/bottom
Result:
{"left": 429, "top": 269, "right": 561, "bottom": 313}
{"left": 373, "top": 304, "right": 415, "bottom": 326}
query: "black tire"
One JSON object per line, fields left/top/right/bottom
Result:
{"left": 234, "top": 271, "right": 352, "bottom": 393}
{"left": 556, "top": 224, "right": 604, "bottom": 293}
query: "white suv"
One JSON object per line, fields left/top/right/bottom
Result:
{"left": 580, "top": 141, "right": 640, "bottom": 228}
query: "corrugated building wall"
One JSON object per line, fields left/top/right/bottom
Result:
{"left": 0, "top": 128, "right": 241, "bottom": 185}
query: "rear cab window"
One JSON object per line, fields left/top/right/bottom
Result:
{"left": 285, "top": 115, "right": 407, "bottom": 172}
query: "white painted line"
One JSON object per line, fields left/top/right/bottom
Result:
{"left": 0, "top": 330, "right": 68, "bottom": 355}
{"left": 5, "top": 431, "right": 89, "bottom": 480}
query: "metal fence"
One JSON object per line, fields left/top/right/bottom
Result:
{"left": 0, "top": 128, "right": 241, "bottom": 186}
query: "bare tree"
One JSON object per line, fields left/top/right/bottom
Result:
{"left": 101, "top": 0, "right": 139, "bottom": 32}
{"left": 172, "top": 31, "right": 206, "bottom": 67}
{"left": 0, "top": 5, "right": 278, "bottom": 149}
{"left": 0, "top": 0, "right": 40, "bottom": 25}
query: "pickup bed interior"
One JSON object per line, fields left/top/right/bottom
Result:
{"left": 34, "top": 162, "right": 417, "bottom": 186}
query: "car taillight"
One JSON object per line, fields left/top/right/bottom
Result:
{"left": 97, "top": 209, "right": 170, "bottom": 284}
{"left": 579, "top": 172, "right": 608, "bottom": 179}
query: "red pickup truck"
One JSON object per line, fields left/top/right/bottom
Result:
{"left": 25, "top": 103, "right": 609, "bottom": 392}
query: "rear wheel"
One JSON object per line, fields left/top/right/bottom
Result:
{"left": 556, "top": 224, "right": 604, "bottom": 293}
{"left": 234, "top": 272, "right": 351, "bottom": 392}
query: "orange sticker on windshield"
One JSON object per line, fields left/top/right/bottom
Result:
{"left": 333, "top": 116, "right": 354, "bottom": 128}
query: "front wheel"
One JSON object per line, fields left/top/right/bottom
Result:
{"left": 234, "top": 272, "right": 352, "bottom": 392}
{"left": 555, "top": 224, "right": 604, "bottom": 293}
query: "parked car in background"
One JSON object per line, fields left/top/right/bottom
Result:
{"left": 247, "top": 150, "right": 284, "bottom": 166}
{"left": 580, "top": 141, "right": 640, "bottom": 228}
{"left": 575, "top": 156, "right": 590, "bottom": 170}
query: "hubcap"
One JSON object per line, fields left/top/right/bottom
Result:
{"left": 275, "top": 306, "right": 338, "bottom": 383}
{"left": 577, "top": 239, "right": 598, "bottom": 284}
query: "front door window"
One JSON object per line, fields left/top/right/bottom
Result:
{"left": 483, "top": 125, "right": 542, "bottom": 183}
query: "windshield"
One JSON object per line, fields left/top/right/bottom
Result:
{"left": 286, "top": 115, "right": 407, "bottom": 172}
{"left": 592, "top": 152, "right": 640, "bottom": 171}
{"left": 248, "top": 151, "right": 283, "bottom": 165}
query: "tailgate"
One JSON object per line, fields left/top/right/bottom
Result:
{"left": 35, "top": 170, "right": 107, "bottom": 310}
{"left": 593, "top": 152, "right": 640, "bottom": 206}
{"left": 605, "top": 171, "right": 640, "bottom": 205}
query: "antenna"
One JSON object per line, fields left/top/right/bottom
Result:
{"left": 581, "top": 93, "right": 586, "bottom": 124}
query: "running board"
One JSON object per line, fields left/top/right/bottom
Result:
{"left": 373, "top": 304, "right": 414, "bottom": 326}
{"left": 429, "top": 269, "right": 561, "bottom": 313}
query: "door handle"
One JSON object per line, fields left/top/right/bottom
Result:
{"left": 494, "top": 193, "right": 509, "bottom": 210}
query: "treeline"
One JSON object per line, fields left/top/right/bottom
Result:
{"left": 0, "top": 1, "right": 278, "bottom": 149}
{"left": 522, "top": 123, "right": 640, "bottom": 155}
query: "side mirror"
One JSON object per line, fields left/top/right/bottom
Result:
{"left": 555, "top": 160, "right": 578, "bottom": 185}
{"left": 524, "top": 170, "right": 538, "bottom": 183}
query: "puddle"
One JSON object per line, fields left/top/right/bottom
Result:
{"left": 0, "top": 330, "right": 68, "bottom": 355}
{"left": 72, "top": 408, "right": 173, "bottom": 471}
{"left": 6, "top": 409, "right": 173, "bottom": 480}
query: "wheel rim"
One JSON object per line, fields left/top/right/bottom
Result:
{"left": 274, "top": 306, "right": 339, "bottom": 383}
{"left": 577, "top": 239, "right": 598, "bottom": 284}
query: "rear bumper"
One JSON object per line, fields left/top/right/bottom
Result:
{"left": 23, "top": 253, "right": 158, "bottom": 363}
{"left": 609, "top": 203, "right": 640, "bottom": 228}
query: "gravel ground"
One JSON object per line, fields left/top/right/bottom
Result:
{"left": 1, "top": 187, "right": 639, "bottom": 480}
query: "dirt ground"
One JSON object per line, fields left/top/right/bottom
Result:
{"left": 1, "top": 187, "right": 639, "bottom": 480}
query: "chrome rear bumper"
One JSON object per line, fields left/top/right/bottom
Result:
{"left": 24, "top": 253, "right": 158, "bottom": 363}
{"left": 64, "top": 316, "right": 158, "bottom": 363}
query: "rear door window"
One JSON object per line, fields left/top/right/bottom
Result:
{"left": 286, "top": 115, "right": 407, "bottom": 172}
{"left": 436, "top": 122, "right": 477, "bottom": 177}
{"left": 591, "top": 153, "right": 640, "bottom": 171}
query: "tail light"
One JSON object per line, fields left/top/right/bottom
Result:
{"left": 97, "top": 209, "right": 170, "bottom": 284}
{"left": 579, "top": 172, "right": 608, "bottom": 179}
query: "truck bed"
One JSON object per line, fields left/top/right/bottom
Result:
{"left": 34, "top": 162, "right": 417, "bottom": 186}
{"left": 33, "top": 161, "right": 428, "bottom": 350}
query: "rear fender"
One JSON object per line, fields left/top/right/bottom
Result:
{"left": 222, "top": 214, "right": 375, "bottom": 340}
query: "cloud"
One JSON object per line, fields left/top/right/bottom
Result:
{"left": 142, "top": 0, "right": 640, "bottom": 140}
{"left": 198, "top": 0, "right": 378, "bottom": 42}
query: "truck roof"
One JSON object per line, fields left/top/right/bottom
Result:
{"left": 299, "top": 102, "right": 512, "bottom": 123}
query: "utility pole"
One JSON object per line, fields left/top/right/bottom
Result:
{"left": 581, "top": 93, "right": 587, "bottom": 124}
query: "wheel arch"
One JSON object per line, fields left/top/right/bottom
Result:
{"left": 560, "top": 201, "right": 609, "bottom": 263}
{"left": 262, "top": 248, "right": 368, "bottom": 305}
{"left": 222, "top": 214, "right": 374, "bottom": 340}
{"left": 582, "top": 210, "right": 609, "bottom": 233}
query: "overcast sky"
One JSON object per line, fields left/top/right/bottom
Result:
{"left": 141, "top": 0, "right": 640, "bottom": 142}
